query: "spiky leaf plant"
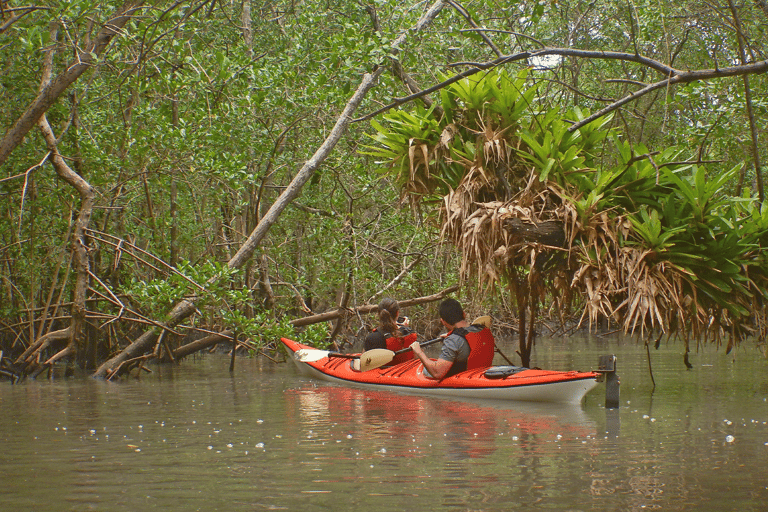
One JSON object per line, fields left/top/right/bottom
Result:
{"left": 363, "top": 67, "right": 768, "bottom": 364}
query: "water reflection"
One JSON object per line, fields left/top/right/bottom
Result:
{"left": 286, "top": 382, "right": 597, "bottom": 461}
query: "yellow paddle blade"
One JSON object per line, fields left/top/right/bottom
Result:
{"left": 472, "top": 315, "right": 492, "bottom": 328}
{"left": 358, "top": 348, "right": 395, "bottom": 372}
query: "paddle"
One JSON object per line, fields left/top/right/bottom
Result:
{"left": 293, "top": 315, "right": 493, "bottom": 367}
{"left": 357, "top": 336, "right": 444, "bottom": 371}
{"left": 294, "top": 339, "right": 442, "bottom": 367}
{"left": 357, "top": 315, "right": 493, "bottom": 372}
{"left": 473, "top": 315, "right": 492, "bottom": 329}
{"left": 294, "top": 348, "right": 359, "bottom": 363}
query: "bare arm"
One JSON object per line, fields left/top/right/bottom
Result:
{"left": 410, "top": 342, "right": 453, "bottom": 380}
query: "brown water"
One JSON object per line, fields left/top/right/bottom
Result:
{"left": 1, "top": 337, "right": 767, "bottom": 511}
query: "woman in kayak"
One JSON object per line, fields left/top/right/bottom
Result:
{"left": 410, "top": 298, "right": 495, "bottom": 379}
{"left": 364, "top": 297, "right": 417, "bottom": 366}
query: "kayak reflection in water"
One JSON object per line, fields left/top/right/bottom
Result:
{"left": 410, "top": 298, "right": 495, "bottom": 380}
{"left": 364, "top": 297, "right": 417, "bottom": 366}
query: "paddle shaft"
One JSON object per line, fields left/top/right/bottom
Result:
{"left": 393, "top": 336, "right": 443, "bottom": 355}
{"left": 393, "top": 320, "right": 488, "bottom": 356}
{"left": 388, "top": 321, "right": 489, "bottom": 366}
{"left": 326, "top": 352, "right": 358, "bottom": 359}
{"left": 331, "top": 316, "right": 488, "bottom": 360}
{"left": 376, "top": 324, "right": 491, "bottom": 360}
{"left": 356, "top": 336, "right": 444, "bottom": 372}
{"left": 297, "top": 336, "right": 445, "bottom": 365}
{"left": 320, "top": 343, "right": 430, "bottom": 362}
{"left": 358, "top": 319, "right": 488, "bottom": 372}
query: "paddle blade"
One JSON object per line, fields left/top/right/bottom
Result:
{"left": 358, "top": 348, "right": 395, "bottom": 372}
{"left": 473, "top": 315, "right": 492, "bottom": 328}
{"left": 294, "top": 349, "right": 330, "bottom": 362}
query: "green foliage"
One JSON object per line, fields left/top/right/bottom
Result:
{"left": 363, "top": 59, "right": 768, "bottom": 341}
{"left": 232, "top": 310, "right": 298, "bottom": 352}
{"left": 124, "top": 260, "right": 235, "bottom": 316}
{"left": 628, "top": 207, "right": 685, "bottom": 252}
{"left": 295, "top": 322, "right": 331, "bottom": 348}
{"left": 362, "top": 68, "right": 544, "bottom": 200}
{"left": 123, "top": 259, "right": 303, "bottom": 350}
{"left": 363, "top": 105, "right": 441, "bottom": 168}
{"left": 3, "top": 0, "right": 768, "bottom": 367}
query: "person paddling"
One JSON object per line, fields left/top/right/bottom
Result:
{"left": 410, "top": 298, "right": 495, "bottom": 379}
{"left": 364, "top": 298, "right": 417, "bottom": 366}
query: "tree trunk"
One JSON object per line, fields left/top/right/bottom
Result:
{"left": 13, "top": 21, "right": 95, "bottom": 376}
{"left": 503, "top": 218, "right": 565, "bottom": 247}
{"left": 0, "top": 1, "right": 145, "bottom": 166}
{"left": 726, "top": 0, "right": 764, "bottom": 201}
{"left": 509, "top": 274, "right": 535, "bottom": 368}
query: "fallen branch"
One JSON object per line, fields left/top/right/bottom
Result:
{"left": 172, "top": 330, "right": 232, "bottom": 360}
{"left": 290, "top": 284, "right": 460, "bottom": 327}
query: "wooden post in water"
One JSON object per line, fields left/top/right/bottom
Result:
{"left": 598, "top": 355, "right": 620, "bottom": 409}
{"left": 230, "top": 332, "right": 237, "bottom": 373}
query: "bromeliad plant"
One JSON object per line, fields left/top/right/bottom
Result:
{"left": 362, "top": 67, "right": 768, "bottom": 366}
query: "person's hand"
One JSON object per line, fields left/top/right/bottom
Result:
{"left": 409, "top": 341, "right": 421, "bottom": 355}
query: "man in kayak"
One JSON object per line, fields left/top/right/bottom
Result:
{"left": 364, "top": 297, "right": 417, "bottom": 366}
{"left": 410, "top": 298, "right": 495, "bottom": 379}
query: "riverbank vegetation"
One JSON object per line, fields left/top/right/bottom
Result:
{"left": 1, "top": 0, "right": 767, "bottom": 380}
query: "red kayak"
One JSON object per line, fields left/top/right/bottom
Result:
{"left": 281, "top": 337, "right": 603, "bottom": 404}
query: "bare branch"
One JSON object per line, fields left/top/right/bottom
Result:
{"left": 446, "top": 0, "right": 502, "bottom": 57}
{"left": 353, "top": 45, "right": 768, "bottom": 126}
{"left": 291, "top": 284, "right": 459, "bottom": 327}
{"left": 368, "top": 254, "right": 424, "bottom": 304}
{"left": 727, "top": 0, "right": 764, "bottom": 200}
{"left": 757, "top": 0, "right": 768, "bottom": 18}
{"left": 0, "top": 6, "right": 51, "bottom": 34}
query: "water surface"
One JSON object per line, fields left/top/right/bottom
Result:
{"left": 1, "top": 338, "right": 766, "bottom": 511}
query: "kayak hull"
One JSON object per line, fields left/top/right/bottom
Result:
{"left": 281, "top": 338, "right": 600, "bottom": 404}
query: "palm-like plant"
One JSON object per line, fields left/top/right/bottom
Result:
{"left": 363, "top": 67, "right": 767, "bottom": 366}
